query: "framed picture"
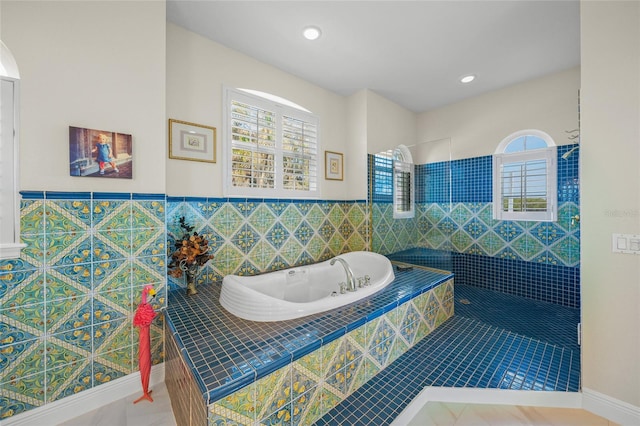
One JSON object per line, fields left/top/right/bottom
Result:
{"left": 69, "top": 126, "right": 133, "bottom": 179}
{"left": 168, "top": 119, "right": 216, "bottom": 163}
{"left": 325, "top": 151, "right": 344, "bottom": 181}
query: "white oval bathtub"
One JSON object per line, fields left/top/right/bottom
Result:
{"left": 220, "top": 251, "right": 395, "bottom": 322}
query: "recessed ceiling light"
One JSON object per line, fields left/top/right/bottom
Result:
{"left": 303, "top": 26, "right": 321, "bottom": 41}
{"left": 460, "top": 75, "right": 476, "bottom": 84}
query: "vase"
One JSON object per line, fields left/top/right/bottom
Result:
{"left": 184, "top": 264, "right": 199, "bottom": 296}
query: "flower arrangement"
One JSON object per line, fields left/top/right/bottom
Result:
{"left": 168, "top": 216, "right": 214, "bottom": 294}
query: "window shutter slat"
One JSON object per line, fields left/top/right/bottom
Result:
{"left": 282, "top": 115, "right": 318, "bottom": 192}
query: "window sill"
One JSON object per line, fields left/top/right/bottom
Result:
{"left": 0, "top": 243, "right": 27, "bottom": 260}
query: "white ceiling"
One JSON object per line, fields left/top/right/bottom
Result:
{"left": 166, "top": 1, "right": 580, "bottom": 113}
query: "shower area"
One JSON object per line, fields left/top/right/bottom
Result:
{"left": 368, "top": 136, "right": 581, "bottom": 392}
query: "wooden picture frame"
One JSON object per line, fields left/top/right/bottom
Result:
{"left": 168, "top": 119, "right": 216, "bottom": 163}
{"left": 325, "top": 151, "right": 344, "bottom": 181}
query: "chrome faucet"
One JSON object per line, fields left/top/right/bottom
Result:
{"left": 330, "top": 257, "right": 356, "bottom": 292}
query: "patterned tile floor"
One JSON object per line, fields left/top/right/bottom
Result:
{"left": 315, "top": 284, "right": 581, "bottom": 425}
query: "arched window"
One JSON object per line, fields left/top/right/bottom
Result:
{"left": 393, "top": 145, "right": 415, "bottom": 219}
{"left": 493, "top": 130, "right": 557, "bottom": 221}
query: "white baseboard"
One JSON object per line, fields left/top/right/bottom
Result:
{"left": 582, "top": 387, "right": 640, "bottom": 426}
{"left": 391, "top": 387, "right": 582, "bottom": 426}
{"left": 2, "top": 363, "right": 165, "bottom": 426}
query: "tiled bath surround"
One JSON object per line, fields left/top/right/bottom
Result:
{"left": 164, "top": 269, "right": 454, "bottom": 426}
{"left": 0, "top": 192, "right": 167, "bottom": 419}
{"left": 370, "top": 144, "right": 580, "bottom": 307}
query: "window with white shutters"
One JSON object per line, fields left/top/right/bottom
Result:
{"left": 230, "top": 100, "right": 276, "bottom": 189}
{"left": 224, "top": 88, "right": 319, "bottom": 198}
{"left": 493, "top": 130, "right": 557, "bottom": 221}
{"left": 394, "top": 160, "right": 413, "bottom": 215}
{"left": 392, "top": 145, "right": 415, "bottom": 219}
{"left": 373, "top": 153, "right": 393, "bottom": 197}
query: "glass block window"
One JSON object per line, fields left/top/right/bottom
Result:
{"left": 225, "top": 88, "right": 319, "bottom": 198}
{"left": 493, "top": 130, "right": 557, "bottom": 221}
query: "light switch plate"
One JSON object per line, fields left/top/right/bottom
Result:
{"left": 612, "top": 234, "right": 640, "bottom": 254}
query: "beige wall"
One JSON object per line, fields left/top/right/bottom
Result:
{"left": 166, "top": 23, "right": 352, "bottom": 200}
{"left": 365, "top": 89, "right": 418, "bottom": 156}
{"left": 581, "top": 1, "right": 640, "bottom": 408}
{"left": 346, "top": 90, "right": 369, "bottom": 199}
{"left": 338, "top": 88, "right": 418, "bottom": 200}
{"left": 416, "top": 67, "right": 580, "bottom": 162}
{"left": 1, "top": 1, "right": 166, "bottom": 193}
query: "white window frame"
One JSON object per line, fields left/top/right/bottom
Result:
{"left": 0, "top": 42, "right": 26, "bottom": 259}
{"left": 392, "top": 145, "right": 415, "bottom": 219}
{"left": 223, "top": 87, "right": 320, "bottom": 199}
{"left": 492, "top": 130, "right": 557, "bottom": 222}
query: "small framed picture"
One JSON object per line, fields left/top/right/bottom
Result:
{"left": 325, "top": 151, "right": 344, "bottom": 181}
{"left": 168, "top": 119, "right": 216, "bottom": 163}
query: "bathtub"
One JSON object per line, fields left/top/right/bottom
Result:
{"left": 220, "top": 251, "right": 395, "bottom": 321}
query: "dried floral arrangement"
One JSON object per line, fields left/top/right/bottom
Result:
{"left": 168, "top": 216, "right": 214, "bottom": 278}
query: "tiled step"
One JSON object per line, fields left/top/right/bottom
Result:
{"left": 315, "top": 315, "right": 580, "bottom": 425}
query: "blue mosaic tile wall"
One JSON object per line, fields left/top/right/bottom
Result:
{"left": 370, "top": 144, "right": 580, "bottom": 307}
{"left": 388, "top": 248, "right": 579, "bottom": 308}
{"left": 0, "top": 191, "right": 167, "bottom": 419}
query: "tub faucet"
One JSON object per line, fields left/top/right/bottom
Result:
{"left": 330, "top": 257, "right": 356, "bottom": 292}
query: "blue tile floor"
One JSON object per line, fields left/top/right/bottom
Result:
{"left": 315, "top": 284, "right": 581, "bottom": 425}
{"left": 455, "top": 285, "right": 580, "bottom": 351}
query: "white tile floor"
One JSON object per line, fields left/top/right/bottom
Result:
{"left": 60, "top": 381, "right": 618, "bottom": 426}
{"left": 59, "top": 381, "right": 177, "bottom": 426}
{"left": 408, "top": 402, "right": 619, "bottom": 426}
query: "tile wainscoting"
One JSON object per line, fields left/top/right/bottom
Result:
{"left": 166, "top": 198, "right": 369, "bottom": 289}
{"left": 0, "top": 192, "right": 167, "bottom": 419}
{"left": 1, "top": 192, "right": 369, "bottom": 420}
